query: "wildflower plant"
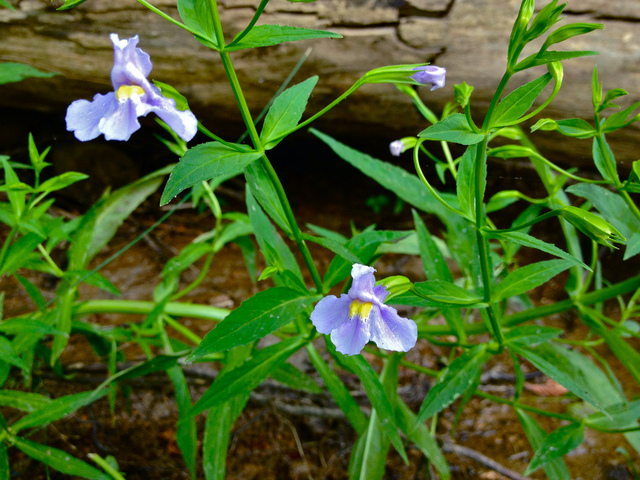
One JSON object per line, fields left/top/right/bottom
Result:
{"left": 0, "top": 0, "right": 640, "bottom": 478}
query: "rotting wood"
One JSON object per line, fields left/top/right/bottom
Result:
{"left": 1, "top": 0, "right": 638, "bottom": 167}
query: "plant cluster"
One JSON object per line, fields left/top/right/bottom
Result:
{"left": 0, "top": 0, "right": 639, "bottom": 478}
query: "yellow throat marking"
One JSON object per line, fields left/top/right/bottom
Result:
{"left": 349, "top": 300, "right": 373, "bottom": 320}
{"left": 116, "top": 85, "right": 145, "bottom": 101}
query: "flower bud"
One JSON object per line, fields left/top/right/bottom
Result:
{"left": 411, "top": 65, "right": 446, "bottom": 91}
{"left": 561, "top": 206, "right": 625, "bottom": 248}
{"left": 389, "top": 137, "right": 416, "bottom": 157}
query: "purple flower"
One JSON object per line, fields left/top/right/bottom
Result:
{"left": 66, "top": 34, "right": 197, "bottom": 142}
{"left": 310, "top": 264, "right": 418, "bottom": 356}
{"left": 412, "top": 65, "right": 446, "bottom": 91}
{"left": 389, "top": 140, "right": 404, "bottom": 157}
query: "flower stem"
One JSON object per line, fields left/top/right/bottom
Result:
{"left": 474, "top": 136, "right": 504, "bottom": 346}
{"left": 209, "top": 2, "right": 324, "bottom": 293}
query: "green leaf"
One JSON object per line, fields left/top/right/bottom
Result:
{"left": 492, "top": 259, "right": 573, "bottom": 302}
{"left": 542, "top": 23, "right": 603, "bottom": 51}
{"left": 70, "top": 166, "right": 169, "bottom": 269}
{"left": 306, "top": 343, "right": 368, "bottom": 434}
{"left": 1, "top": 157, "right": 25, "bottom": 218}
{"left": 244, "top": 161, "right": 291, "bottom": 234}
{"left": 162, "top": 143, "right": 261, "bottom": 205}
{"left": 585, "top": 399, "right": 640, "bottom": 430}
{"left": 323, "top": 230, "right": 409, "bottom": 288}
{"left": 516, "top": 410, "right": 570, "bottom": 480}
{"left": 334, "top": 348, "right": 408, "bottom": 463}
{"left": 516, "top": 50, "right": 600, "bottom": 71}
{"left": 36, "top": 172, "right": 88, "bottom": 194}
{"left": 602, "top": 102, "right": 640, "bottom": 133}
{"left": 301, "top": 232, "right": 363, "bottom": 265}
{"left": 186, "top": 287, "right": 318, "bottom": 361}
{"left": 0, "top": 232, "right": 43, "bottom": 276}
{"left": 412, "top": 280, "right": 484, "bottom": 307}
{"left": 490, "top": 73, "right": 553, "bottom": 127}
{"left": 456, "top": 145, "right": 477, "bottom": 219}
{"left": 12, "top": 437, "right": 107, "bottom": 479}
{"left": 592, "top": 136, "right": 618, "bottom": 184}
{"left": 188, "top": 336, "right": 307, "bottom": 417}
{"left": 269, "top": 363, "right": 323, "bottom": 394}
{"left": 0, "top": 335, "right": 27, "bottom": 370}
{"left": 12, "top": 390, "right": 107, "bottom": 433}
{"left": 260, "top": 77, "right": 318, "bottom": 148}
{"left": 167, "top": 365, "right": 197, "bottom": 478}
{"left": 486, "top": 230, "right": 589, "bottom": 269}
{"left": 418, "top": 114, "right": 484, "bottom": 145}
{"left": 510, "top": 342, "right": 614, "bottom": 414}
{"left": 416, "top": 345, "right": 488, "bottom": 424}
{"left": 396, "top": 401, "right": 451, "bottom": 479}
{"left": 227, "top": 24, "right": 341, "bottom": 51}
{"left": 246, "top": 187, "right": 304, "bottom": 287}
{"left": 177, "top": 0, "right": 217, "bottom": 48}
{"left": 0, "top": 63, "right": 56, "bottom": 85}
{"left": 525, "top": 423, "right": 584, "bottom": 475}
{"left": 202, "top": 346, "right": 252, "bottom": 480}
{"left": 0, "top": 389, "right": 51, "bottom": 412}
{"left": 15, "top": 274, "right": 47, "bottom": 309}
{"left": 504, "top": 325, "right": 563, "bottom": 346}
{"left": 310, "top": 129, "right": 458, "bottom": 220}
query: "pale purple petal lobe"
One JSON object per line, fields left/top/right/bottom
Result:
{"left": 99, "top": 98, "right": 142, "bottom": 141}
{"left": 369, "top": 305, "right": 417, "bottom": 352}
{"left": 330, "top": 316, "right": 371, "bottom": 356}
{"left": 348, "top": 264, "right": 377, "bottom": 302}
{"left": 66, "top": 93, "right": 118, "bottom": 142}
{"left": 310, "top": 295, "right": 351, "bottom": 334}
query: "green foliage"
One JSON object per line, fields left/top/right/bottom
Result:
{"left": 227, "top": 25, "right": 341, "bottom": 51}
{"left": 0, "top": 63, "right": 56, "bottom": 84}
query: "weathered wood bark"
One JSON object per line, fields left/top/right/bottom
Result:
{"left": 1, "top": 0, "right": 639, "bottom": 167}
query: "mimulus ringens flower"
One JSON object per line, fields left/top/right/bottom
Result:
{"left": 310, "top": 264, "right": 417, "bottom": 356}
{"left": 66, "top": 34, "right": 197, "bottom": 142}
{"left": 412, "top": 65, "right": 446, "bottom": 91}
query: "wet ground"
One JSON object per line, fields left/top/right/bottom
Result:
{"left": 1, "top": 112, "right": 640, "bottom": 479}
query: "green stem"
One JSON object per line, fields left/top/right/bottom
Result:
{"left": 474, "top": 136, "right": 504, "bottom": 345}
{"left": 73, "top": 299, "right": 229, "bottom": 321}
{"left": 208, "top": 4, "right": 325, "bottom": 293}
{"left": 170, "top": 250, "right": 215, "bottom": 301}
{"left": 37, "top": 244, "right": 64, "bottom": 277}
{"left": 482, "top": 209, "right": 562, "bottom": 234}
{"left": 413, "top": 140, "right": 467, "bottom": 219}
{"left": 482, "top": 72, "right": 512, "bottom": 132}
{"left": 226, "top": 0, "right": 269, "bottom": 48}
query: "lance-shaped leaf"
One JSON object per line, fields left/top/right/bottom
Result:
{"left": 227, "top": 24, "right": 341, "bottom": 51}
{"left": 419, "top": 113, "right": 484, "bottom": 145}
{"left": 490, "top": 73, "right": 553, "bottom": 127}
{"left": 13, "top": 437, "right": 108, "bottom": 479}
{"left": 311, "top": 129, "right": 458, "bottom": 218}
{"left": 177, "top": 0, "right": 217, "bottom": 48}
{"left": 161, "top": 143, "right": 262, "bottom": 205}
{"left": 332, "top": 346, "right": 408, "bottom": 464}
{"left": 416, "top": 345, "right": 489, "bottom": 425}
{"left": 516, "top": 410, "right": 571, "bottom": 480}
{"left": 510, "top": 342, "right": 614, "bottom": 414}
{"left": 186, "top": 287, "right": 319, "bottom": 361}
{"left": 412, "top": 280, "right": 484, "bottom": 307}
{"left": 188, "top": 335, "right": 307, "bottom": 417}
{"left": 492, "top": 259, "right": 573, "bottom": 302}
{"left": 261, "top": 77, "right": 318, "bottom": 148}
{"left": 525, "top": 423, "right": 584, "bottom": 475}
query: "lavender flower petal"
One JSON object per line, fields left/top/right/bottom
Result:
{"left": 369, "top": 305, "right": 418, "bottom": 352}
{"left": 66, "top": 93, "right": 118, "bottom": 142}
{"left": 110, "top": 34, "right": 152, "bottom": 89}
{"left": 99, "top": 98, "right": 144, "bottom": 141}
{"left": 412, "top": 65, "right": 446, "bottom": 91}
{"left": 348, "top": 264, "right": 377, "bottom": 303}
{"left": 310, "top": 294, "right": 352, "bottom": 335}
{"left": 146, "top": 90, "right": 198, "bottom": 141}
{"left": 330, "top": 315, "right": 371, "bottom": 356}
